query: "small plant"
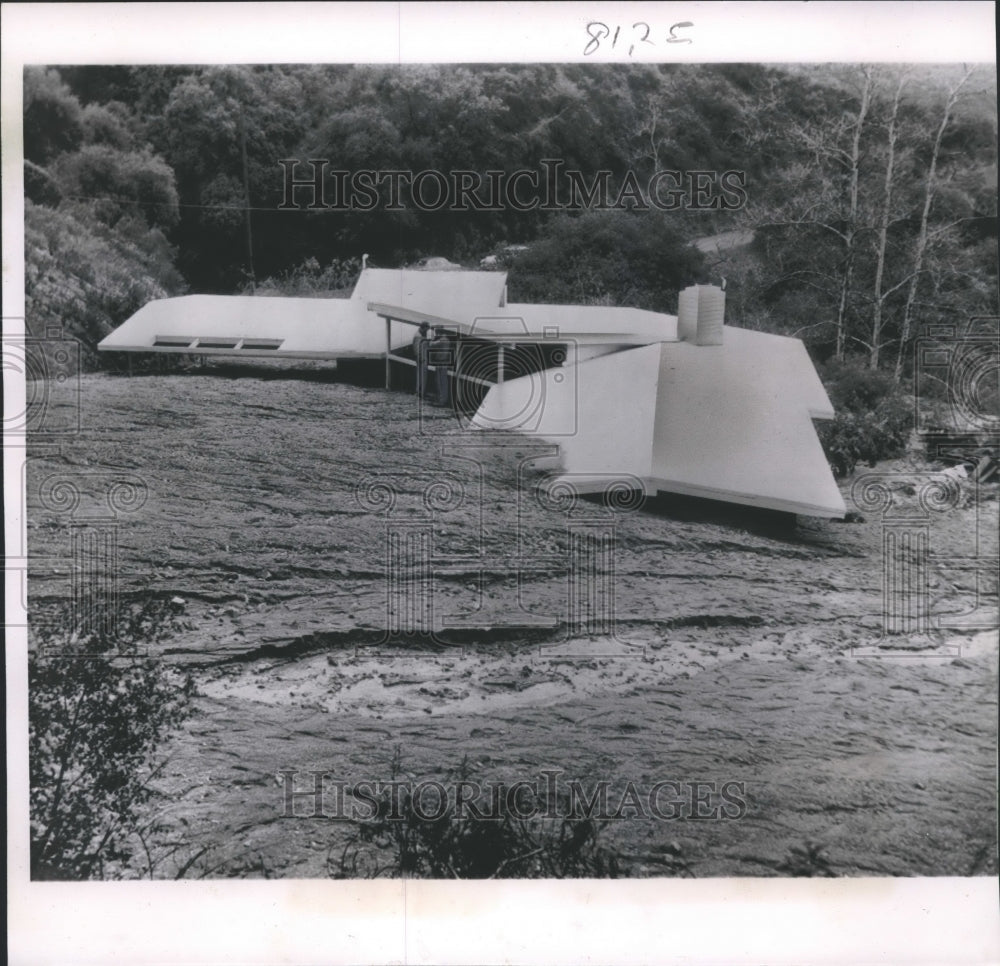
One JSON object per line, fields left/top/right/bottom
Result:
{"left": 778, "top": 839, "right": 835, "bottom": 877}
{"left": 332, "top": 753, "right": 624, "bottom": 879}
{"left": 29, "top": 600, "right": 194, "bottom": 879}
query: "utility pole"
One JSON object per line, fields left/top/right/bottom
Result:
{"left": 238, "top": 101, "right": 256, "bottom": 293}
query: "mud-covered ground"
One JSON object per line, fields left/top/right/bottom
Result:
{"left": 26, "top": 365, "right": 999, "bottom": 878}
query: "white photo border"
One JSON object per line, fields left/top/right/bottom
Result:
{"left": 4, "top": 3, "right": 998, "bottom": 964}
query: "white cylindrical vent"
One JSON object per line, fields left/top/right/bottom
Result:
{"left": 696, "top": 285, "right": 725, "bottom": 346}
{"left": 677, "top": 286, "right": 699, "bottom": 342}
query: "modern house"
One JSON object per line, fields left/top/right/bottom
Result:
{"left": 98, "top": 269, "right": 846, "bottom": 518}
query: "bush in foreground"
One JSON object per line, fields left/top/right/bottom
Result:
{"left": 29, "top": 601, "right": 193, "bottom": 879}
{"left": 332, "top": 754, "right": 623, "bottom": 879}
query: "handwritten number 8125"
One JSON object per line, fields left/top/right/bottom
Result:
{"left": 583, "top": 21, "right": 693, "bottom": 56}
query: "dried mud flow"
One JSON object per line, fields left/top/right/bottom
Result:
{"left": 27, "top": 366, "right": 999, "bottom": 879}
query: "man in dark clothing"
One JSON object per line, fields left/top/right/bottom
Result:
{"left": 412, "top": 322, "right": 430, "bottom": 398}
{"left": 429, "top": 327, "right": 453, "bottom": 406}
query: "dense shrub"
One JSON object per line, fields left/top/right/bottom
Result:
{"left": 29, "top": 601, "right": 193, "bottom": 879}
{"left": 25, "top": 199, "right": 186, "bottom": 361}
{"left": 817, "top": 358, "right": 913, "bottom": 477}
{"left": 334, "top": 754, "right": 623, "bottom": 879}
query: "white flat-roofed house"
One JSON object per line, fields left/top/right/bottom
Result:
{"left": 98, "top": 271, "right": 846, "bottom": 518}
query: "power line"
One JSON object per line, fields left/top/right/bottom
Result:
{"left": 60, "top": 193, "right": 313, "bottom": 214}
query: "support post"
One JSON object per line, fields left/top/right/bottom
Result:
{"left": 385, "top": 316, "right": 392, "bottom": 389}
{"left": 497, "top": 344, "right": 505, "bottom": 386}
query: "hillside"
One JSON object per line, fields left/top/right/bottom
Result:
{"left": 25, "top": 62, "right": 998, "bottom": 374}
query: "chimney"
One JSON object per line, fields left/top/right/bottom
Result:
{"left": 676, "top": 284, "right": 725, "bottom": 346}
{"left": 695, "top": 284, "right": 725, "bottom": 345}
{"left": 677, "top": 286, "right": 699, "bottom": 342}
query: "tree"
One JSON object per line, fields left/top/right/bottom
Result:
{"left": 736, "top": 66, "right": 878, "bottom": 360}
{"left": 865, "top": 71, "right": 907, "bottom": 369}
{"left": 836, "top": 66, "right": 876, "bottom": 360}
{"left": 54, "top": 144, "right": 180, "bottom": 231}
{"left": 729, "top": 64, "right": 996, "bottom": 371}
{"left": 895, "top": 66, "right": 978, "bottom": 380}
{"left": 23, "top": 67, "right": 187, "bottom": 359}
{"left": 507, "top": 208, "right": 705, "bottom": 312}
{"left": 80, "top": 101, "right": 134, "bottom": 150}
{"left": 23, "top": 67, "right": 84, "bottom": 165}
{"left": 149, "top": 66, "right": 319, "bottom": 289}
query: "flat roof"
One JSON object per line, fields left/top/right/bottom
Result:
{"left": 98, "top": 268, "right": 512, "bottom": 357}
{"left": 369, "top": 300, "right": 679, "bottom": 344}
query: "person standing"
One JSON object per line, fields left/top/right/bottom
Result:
{"left": 430, "top": 327, "right": 453, "bottom": 406}
{"left": 412, "top": 322, "right": 430, "bottom": 398}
